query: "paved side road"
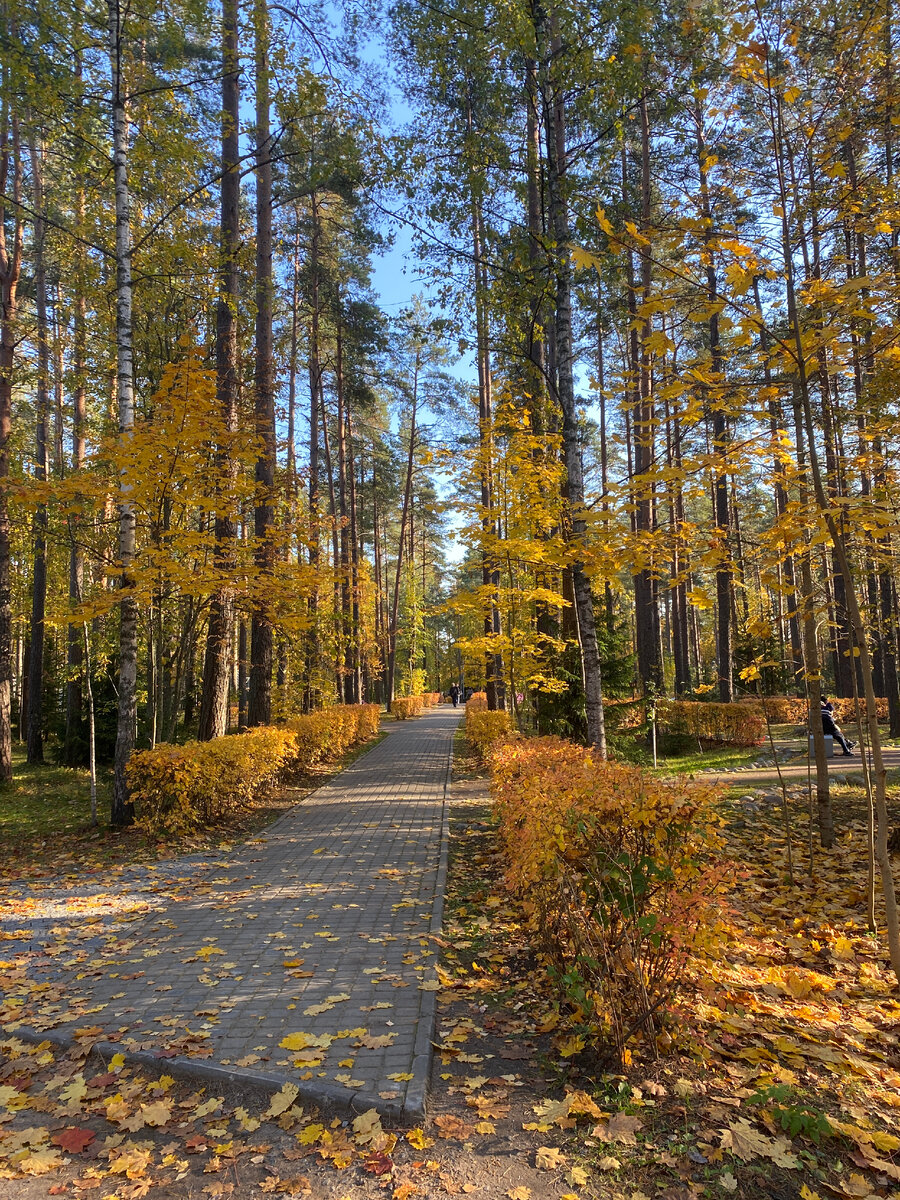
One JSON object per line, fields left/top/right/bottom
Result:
{"left": 3, "top": 707, "right": 463, "bottom": 1120}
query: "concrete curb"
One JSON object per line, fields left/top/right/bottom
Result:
{"left": 3, "top": 1022, "right": 410, "bottom": 1125}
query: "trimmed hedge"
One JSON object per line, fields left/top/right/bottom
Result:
{"left": 657, "top": 700, "right": 764, "bottom": 746}
{"left": 489, "top": 736, "right": 722, "bottom": 1060}
{"left": 285, "top": 703, "right": 380, "bottom": 764}
{"left": 466, "top": 708, "right": 514, "bottom": 760}
{"left": 744, "top": 695, "right": 888, "bottom": 724}
{"left": 127, "top": 703, "right": 381, "bottom": 834}
{"left": 423, "top": 692, "right": 442, "bottom": 707}
{"left": 391, "top": 695, "right": 425, "bottom": 719}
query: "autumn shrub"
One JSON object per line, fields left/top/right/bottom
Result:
{"left": 831, "top": 696, "right": 888, "bottom": 723}
{"left": 738, "top": 696, "right": 887, "bottom": 726}
{"left": 466, "top": 709, "right": 515, "bottom": 760}
{"left": 604, "top": 698, "right": 646, "bottom": 731}
{"left": 466, "top": 691, "right": 488, "bottom": 712}
{"left": 285, "top": 703, "right": 381, "bottom": 764}
{"left": 423, "top": 691, "right": 442, "bottom": 706}
{"left": 489, "top": 736, "right": 723, "bottom": 1061}
{"left": 391, "top": 695, "right": 425, "bottom": 719}
{"left": 128, "top": 727, "right": 298, "bottom": 834}
{"left": 129, "top": 704, "right": 381, "bottom": 834}
{"left": 658, "top": 700, "right": 764, "bottom": 746}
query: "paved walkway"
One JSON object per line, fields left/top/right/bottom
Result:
{"left": 2, "top": 707, "right": 463, "bottom": 1120}
{"left": 703, "top": 744, "right": 900, "bottom": 786}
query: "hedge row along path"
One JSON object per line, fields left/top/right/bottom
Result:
{"left": 1, "top": 706, "right": 463, "bottom": 1121}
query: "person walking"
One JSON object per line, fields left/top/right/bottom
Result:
{"left": 821, "top": 696, "right": 854, "bottom": 756}
{"left": 449, "top": 682, "right": 461, "bottom": 708}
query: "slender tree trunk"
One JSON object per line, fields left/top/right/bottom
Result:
{"left": 65, "top": 168, "right": 87, "bottom": 765}
{"left": 109, "top": 0, "right": 137, "bottom": 825}
{"left": 248, "top": 0, "right": 275, "bottom": 727}
{"left": 536, "top": 2, "right": 606, "bottom": 752}
{"left": 199, "top": 0, "right": 240, "bottom": 740}
{"left": 466, "top": 90, "right": 505, "bottom": 711}
{"left": 695, "top": 99, "right": 732, "bottom": 702}
{"left": 387, "top": 356, "right": 419, "bottom": 708}
{"left": 26, "top": 140, "right": 49, "bottom": 763}
{"left": 628, "top": 101, "right": 662, "bottom": 695}
{"left": 305, "top": 197, "right": 322, "bottom": 712}
{"left": 347, "top": 413, "right": 361, "bottom": 703}
{"left": 0, "top": 106, "right": 22, "bottom": 784}
{"left": 320, "top": 386, "right": 342, "bottom": 702}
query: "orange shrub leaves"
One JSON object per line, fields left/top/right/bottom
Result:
{"left": 391, "top": 695, "right": 425, "bottom": 719}
{"left": 489, "top": 736, "right": 722, "bottom": 1061}
{"left": 128, "top": 704, "right": 381, "bottom": 834}
{"left": 658, "top": 700, "right": 764, "bottom": 746}
{"left": 466, "top": 709, "right": 514, "bottom": 760}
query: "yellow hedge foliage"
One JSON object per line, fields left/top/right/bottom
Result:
{"left": 128, "top": 704, "right": 381, "bottom": 834}
{"left": 744, "top": 695, "right": 888, "bottom": 725}
{"left": 285, "top": 703, "right": 380, "bottom": 765}
{"left": 466, "top": 709, "right": 514, "bottom": 760}
{"left": 658, "top": 700, "right": 764, "bottom": 746}
{"left": 391, "top": 695, "right": 425, "bottom": 719}
{"left": 423, "top": 692, "right": 442, "bottom": 707}
{"left": 490, "top": 736, "right": 722, "bottom": 1061}
{"left": 466, "top": 691, "right": 487, "bottom": 712}
{"left": 128, "top": 727, "right": 297, "bottom": 834}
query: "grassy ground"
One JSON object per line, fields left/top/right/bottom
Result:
{"left": 0, "top": 729, "right": 388, "bottom": 881}
{"left": 0, "top": 749, "right": 111, "bottom": 846}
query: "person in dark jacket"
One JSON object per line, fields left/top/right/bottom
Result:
{"left": 449, "top": 683, "right": 461, "bottom": 708}
{"left": 821, "top": 697, "right": 854, "bottom": 756}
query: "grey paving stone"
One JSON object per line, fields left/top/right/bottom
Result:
{"left": 3, "top": 707, "right": 462, "bottom": 1119}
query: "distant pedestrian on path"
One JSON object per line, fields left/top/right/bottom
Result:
{"left": 449, "top": 683, "right": 461, "bottom": 708}
{"left": 821, "top": 697, "right": 854, "bottom": 756}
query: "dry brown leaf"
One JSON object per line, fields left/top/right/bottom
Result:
{"left": 535, "top": 1146, "right": 566, "bottom": 1169}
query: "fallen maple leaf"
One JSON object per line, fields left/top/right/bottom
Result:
{"left": 599, "top": 1112, "right": 643, "bottom": 1145}
{"left": 52, "top": 1128, "right": 96, "bottom": 1154}
{"left": 434, "top": 1114, "right": 475, "bottom": 1140}
{"left": 363, "top": 1152, "right": 394, "bottom": 1176}
{"left": 721, "top": 1119, "right": 799, "bottom": 1168}
{"left": 264, "top": 1082, "right": 300, "bottom": 1119}
{"left": 140, "top": 1099, "right": 172, "bottom": 1127}
{"left": 507, "top": 1190, "right": 531, "bottom": 1200}
{"left": 406, "top": 1128, "right": 434, "bottom": 1150}
{"left": 535, "top": 1146, "right": 566, "bottom": 1169}
{"left": 359, "top": 1033, "right": 396, "bottom": 1048}
{"left": 393, "top": 1183, "right": 422, "bottom": 1200}
{"left": 15, "top": 1148, "right": 66, "bottom": 1175}
{"left": 352, "top": 1109, "right": 384, "bottom": 1146}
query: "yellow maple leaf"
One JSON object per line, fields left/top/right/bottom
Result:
{"left": 264, "top": 1083, "right": 300, "bottom": 1119}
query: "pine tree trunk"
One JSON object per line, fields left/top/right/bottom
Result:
{"left": 305, "top": 197, "right": 322, "bottom": 713}
{"left": 336, "top": 319, "right": 352, "bottom": 702}
{"left": 65, "top": 173, "right": 87, "bottom": 765}
{"left": 247, "top": 0, "right": 275, "bottom": 727}
{"left": 628, "top": 102, "right": 662, "bottom": 695}
{"left": 347, "top": 413, "right": 361, "bottom": 703}
{"left": 537, "top": 2, "right": 606, "bottom": 752}
{"left": 466, "top": 92, "right": 504, "bottom": 711}
{"left": 109, "top": 0, "right": 137, "bottom": 825}
{"left": 199, "top": 0, "right": 240, "bottom": 741}
{"left": 0, "top": 113, "right": 21, "bottom": 786}
{"left": 387, "top": 357, "right": 419, "bottom": 709}
{"left": 26, "top": 140, "right": 49, "bottom": 763}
